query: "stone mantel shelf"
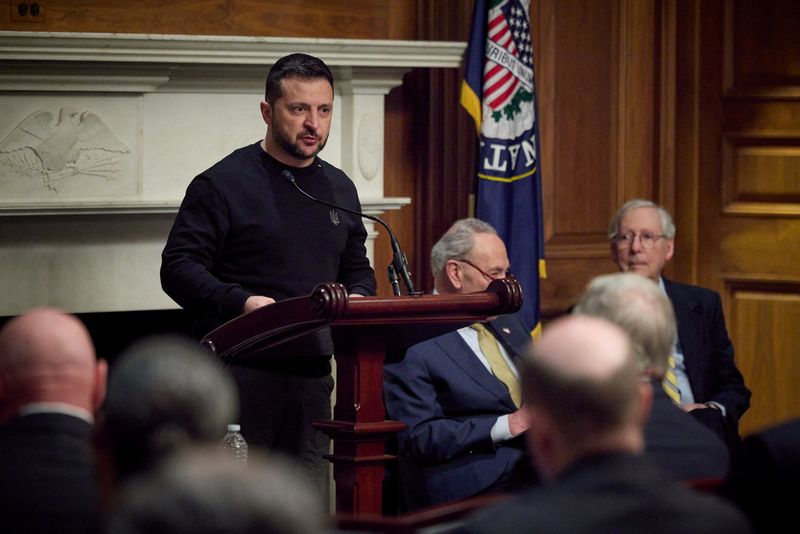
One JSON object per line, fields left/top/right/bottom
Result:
{"left": 0, "top": 197, "right": 411, "bottom": 217}
{"left": 0, "top": 32, "right": 466, "bottom": 93}
{"left": 0, "top": 31, "right": 466, "bottom": 68}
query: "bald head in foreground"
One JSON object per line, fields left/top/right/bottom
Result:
{"left": 0, "top": 308, "right": 106, "bottom": 424}
{"left": 0, "top": 308, "right": 105, "bottom": 534}
{"left": 459, "top": 315, "right": 750, "bottom": 534}
{"left": 522, "top": 315, "right": 647, "bottom": 481}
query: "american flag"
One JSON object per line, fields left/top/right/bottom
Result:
{"left": 484, "top": 1, "right": 533, "bottom": 111}
{"left": 461, "top": 0, "right": 546, "bottom": 336}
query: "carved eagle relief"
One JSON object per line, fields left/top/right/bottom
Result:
{"left": 0, "top": 107, "right": 131, "bottom": 192}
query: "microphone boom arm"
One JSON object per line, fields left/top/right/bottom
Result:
{"left": 281, "top": 170, "right": 416, "bottom": 296}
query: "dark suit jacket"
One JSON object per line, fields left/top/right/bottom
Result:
{"left": 644, "top": 379, "right": 730, "bottom": 480}
{"left": 0, "top": 412, "right": 101, "bottom": 534}
{"left": 459, "top": 453, "right": 751, "bottom": 534}
{"left": 383, "top": 314, "right": 533, "bottom": 508}
{"left": 724, "top": 418, "right": 800, "bottom": 533}
{"left": 664, "top": 278, "right": 751, "bottom": 438}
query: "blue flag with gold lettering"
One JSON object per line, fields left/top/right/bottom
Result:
{"left": 461, "top": 0, "right": 546, "bottom": 336}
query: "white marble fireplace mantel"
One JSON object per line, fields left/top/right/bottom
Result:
{"left": 0, "top": 31, "right": 466, "bottom": 214}
{"left": 0, "top": 32, "right": 465, "bottom": 314}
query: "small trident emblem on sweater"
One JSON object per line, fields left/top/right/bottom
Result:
{"left": 329, "top": 209, "right": 340, "bottom": 225}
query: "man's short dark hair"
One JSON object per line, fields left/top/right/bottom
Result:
{"left": 264, "top": 53, "right": 334, "bottom": 104}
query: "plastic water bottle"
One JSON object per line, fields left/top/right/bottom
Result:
{"left": 221, "top": 423, "right": 248, "bottom": 464}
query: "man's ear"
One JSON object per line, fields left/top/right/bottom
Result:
{"left": 664, "top": 238, "right": 675, "bottom": 263}
{"left": 637, "top": 379, "right": 654, "bottom": 426}
{"left": 93, "top": 359, "right": 108, "bottom": 412}
{"left": 445, "top": 260, "right": 463, "bottom": 290}
{"left": 259, "top": 100, "right": 272, "bottom": 126}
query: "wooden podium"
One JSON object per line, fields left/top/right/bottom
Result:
{"left": 201, "top": 278, "right": 523, "bottom": 516}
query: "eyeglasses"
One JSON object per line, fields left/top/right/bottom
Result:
{"left": 456, "top": 259, "right": 512, "bottom": 281}
{"left": 614, "top": 232, "right": 668, "bottom": 249}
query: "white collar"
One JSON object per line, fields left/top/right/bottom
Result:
{"left": 17, "top": 402, "right": 94, "bottom": 424}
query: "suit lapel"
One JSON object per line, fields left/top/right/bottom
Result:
{"left": 436, "top": 330, "right": 518, "bottom": 411}
{"left": 484, "top": 314, "right": 531, "bottom": 362}
{"left": 664, "top": 279, "right": 704, "bottom": 396}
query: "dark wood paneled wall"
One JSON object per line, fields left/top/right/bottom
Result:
{"left": 533, "top": 0, "right": 663, "bottom": 317}
{"left": 673, "top": 0, "right": 800, "bottom": 435}
{"left": 0, "top": 0, "right": 417, "bottom": 39}
{"left": 375, "top": 0, "right": 477, "bottom": 295}
{"left": 5, "top": 0, "right": 799, "bottom": 432}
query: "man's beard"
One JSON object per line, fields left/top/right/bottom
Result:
{"left": 273, "top": 127, "right": 327, "bottom": 162}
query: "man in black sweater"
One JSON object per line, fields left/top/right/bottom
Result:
{"left": 161, "top": 53, "right": 376, "bottom": 493}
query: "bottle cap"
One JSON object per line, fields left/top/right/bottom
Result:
{"left": 227, "top": 423, "right": 241, "bottom": 432}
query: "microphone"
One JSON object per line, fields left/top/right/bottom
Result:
{"left": 281, "top": 170, "right": 416, "bottom": 296}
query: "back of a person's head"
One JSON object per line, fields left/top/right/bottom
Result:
{"left": 573, "top": 272, "right": 676, "bottom": 377}
{"left": 0, "top": 307, "right": 102, "bottom": 422}
{"left": 98, "top": 335, "right": 238, "bottom": 481}
{"left": 107, "top": 446, "right": 325, "bottom": 534}
{"left": 522, "top": 315, "right": 642, "bottom": 447}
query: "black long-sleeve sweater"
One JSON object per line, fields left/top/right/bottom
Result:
{"left": 161, "top": 141, "right": 376, "bottom": 343}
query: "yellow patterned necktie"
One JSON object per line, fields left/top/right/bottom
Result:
{"left": 663, "top": 354, "right": 682, "bottom": 405}
{"left": 471, "top": 323, "right": 521, "bottom": 408}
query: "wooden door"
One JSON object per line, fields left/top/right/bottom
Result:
{"left": 674, "top": 0, "right": 800, "bottom": 435}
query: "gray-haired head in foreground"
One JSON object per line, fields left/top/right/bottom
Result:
{"left": 108, "top": 446, "right": 325, "bottom": 534}
{"left": 572, "top": 272, "right": 676, "bottom": 376}
{"left": 608, "top": 198, "right": 676, "bottom": 241}
{"left": 430, "top": 218, "right": 498, "bottom": 278}
{"left": 99, "top": 335, "right": 238, "bottom": 480}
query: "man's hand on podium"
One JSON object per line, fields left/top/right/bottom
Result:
{"left": 243, "top": 295, "right": 276, "bottom": 314}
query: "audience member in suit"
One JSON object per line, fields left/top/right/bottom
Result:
{"left": 93, "top": 335, "right": 238, "bottom": 504}
{"left": 459, "top": 315, "right": 750, "bottom": 534}
{"left": 609, "top": 198, "right": 751, "bottom": 449}
{"left": 383, "top": 218, "right": 535, "bottom": 510}
{"left": 0, "top": 308, "right": 107, "bottom": 534}
{"left": 573, "top": 272, "right": 730, "bottom": 481}
{"left": 724, "top": 418, "right": 800, "bottom": 533}
{"left": 106, "top": 445, "right": 325, "bottom": 534}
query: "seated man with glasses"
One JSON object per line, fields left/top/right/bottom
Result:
{"left": 608, "top": 199, "right": 750, "bottom": 450}
{"left": 383, "top": 218, "right": 536, "bottom": 510}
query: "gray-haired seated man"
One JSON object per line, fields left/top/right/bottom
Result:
{"left": 384, "top": 218, "right": 536, "bottom": 510}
